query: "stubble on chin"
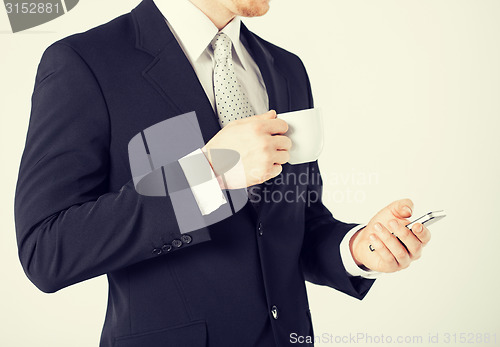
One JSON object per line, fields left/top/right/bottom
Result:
{"left": 234, "top": 0, "right": 270, "bottom": 17}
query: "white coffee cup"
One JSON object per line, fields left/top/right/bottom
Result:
{"left": 277, "top": 108, "right": 324, "bottom": 165}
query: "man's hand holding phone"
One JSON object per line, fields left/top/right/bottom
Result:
{"left": 349, "top": 199, "right": 438, "bottom": 273}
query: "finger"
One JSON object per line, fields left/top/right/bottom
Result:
{"left": 263, "top": 118, "right": 288, "bottom": 135}
{"left": 251, "top": 109, "right": 277, "bottom": 120}
{"left": 369, "top": 234, "right": 397, "bottom": 268}
{"left": 273, "top": 150, "right": 290, "bottom": 165}
{"left": 267, "top": 163, "right": 283, "bottom": 180}
{"left": 388, "top": 198, "right": 414, "bottom": 219}
{"left": 374, "top": 222, "right": 411, "bottom": 268}
{"left": 388, "top": 219, "right": 422, "bottom": 260}
{"left": 270, "top": 135, "right": 292, "bottom": 150}
{"left": 410, "top": 222, "right": 431, "bottom": 246}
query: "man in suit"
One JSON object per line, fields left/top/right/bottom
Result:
{"left": 14, "top": 0, "right": 431, "bottom": 346}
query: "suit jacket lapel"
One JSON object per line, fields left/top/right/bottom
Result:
{"left": 132, "top": 0, "right": 291, "bottom": 141}
{"left": 240, "top": 23, "right": 290, "bottom": 114}
{"left": 132, "top": 0, "right": 221, "bottom": 145}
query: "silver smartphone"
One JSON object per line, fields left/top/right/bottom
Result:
{"left": 369, "top": 210, "right": 446, "bottom": 252}
{"left": 405, "top": 210, "right": 446, "bottom": 230}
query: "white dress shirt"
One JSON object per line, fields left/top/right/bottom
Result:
{"left": 155, "top": 0, "right": 379, "bottom": 279}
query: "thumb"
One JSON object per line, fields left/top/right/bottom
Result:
{"left": 388, "top": 198, "right": 414, "bottom": 219}
{"left": 252, "top": 110, "right": 277, "bottom": 120}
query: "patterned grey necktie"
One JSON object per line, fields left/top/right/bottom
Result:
{"left": 211, "top": 32, "right": 255, "bottom": 127}
{"left": 211, "top": 32, "right": 261, "bottom": 209}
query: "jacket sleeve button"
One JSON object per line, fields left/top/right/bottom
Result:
{"left": 161, "top": 244, "right": 172, "bottom": 253}
{"left": 181, "top": 235, "right": 192, "bottom": 244}
{"left": 171, "top": 239, "right": 182, "bottom": 248}
{"left": 152, "top": 248, "right": 162, "bottom": 255}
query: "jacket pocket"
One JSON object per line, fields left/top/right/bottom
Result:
{"left": 114, "top": 320, "right": 207, "bottom": 347}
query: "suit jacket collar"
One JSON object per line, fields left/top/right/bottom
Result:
{"left": 131, "top": 0, "right": 172, "bottom": 56}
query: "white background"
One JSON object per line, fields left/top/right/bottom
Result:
{"left": 1, "top": 1, "right": 499, "bottom": 346}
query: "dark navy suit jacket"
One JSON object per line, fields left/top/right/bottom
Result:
{"left": 15, "top": 0, "right": 374, "bottom": 346}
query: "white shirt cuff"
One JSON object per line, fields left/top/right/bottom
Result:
{"left": 178, "top": 149, "right": 227, "bottom": 215}
{"left": 340, "top": 224, "right": 382, "bottom": 279}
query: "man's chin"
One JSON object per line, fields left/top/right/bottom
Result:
{"left": 238, "top": 0, "right": 270, "bottom": 18}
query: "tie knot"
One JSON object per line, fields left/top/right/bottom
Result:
{"left": 211, "top": 32, "right": 232, "bottom": 62}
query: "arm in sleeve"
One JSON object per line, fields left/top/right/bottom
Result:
{"left": 14, "top": 43, "right": 211, "bottom": 294}
{"left": 297, "top": 58, "right": 375, "bottom": 299}
{"left": 300, "top": 161, "right": 375, "bottom": 300}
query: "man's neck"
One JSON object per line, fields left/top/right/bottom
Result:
{"left": 188, "top": 0, "right": 236, "bottom": 30}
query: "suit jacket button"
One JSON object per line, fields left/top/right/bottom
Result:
{"left": 258, "top": 222, "right": 263, "bottom": 236}
{"left": 172, "top": 239, "right": 182, "bottom": 248}
{"left": 162, "top": 244, "right": 172, "bottom": 253}
{"left": 181, "top": 235, "right": 192, "bottom": 244}
{"left": 271, "top": 305, "right": 279, "bottom": 320}
{"left": 152, "top": 248, "right": 162, "bottom": 255}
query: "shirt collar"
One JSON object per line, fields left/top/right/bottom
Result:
{"left": 155, "top": 0, "right": 249, "bottom": 70}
